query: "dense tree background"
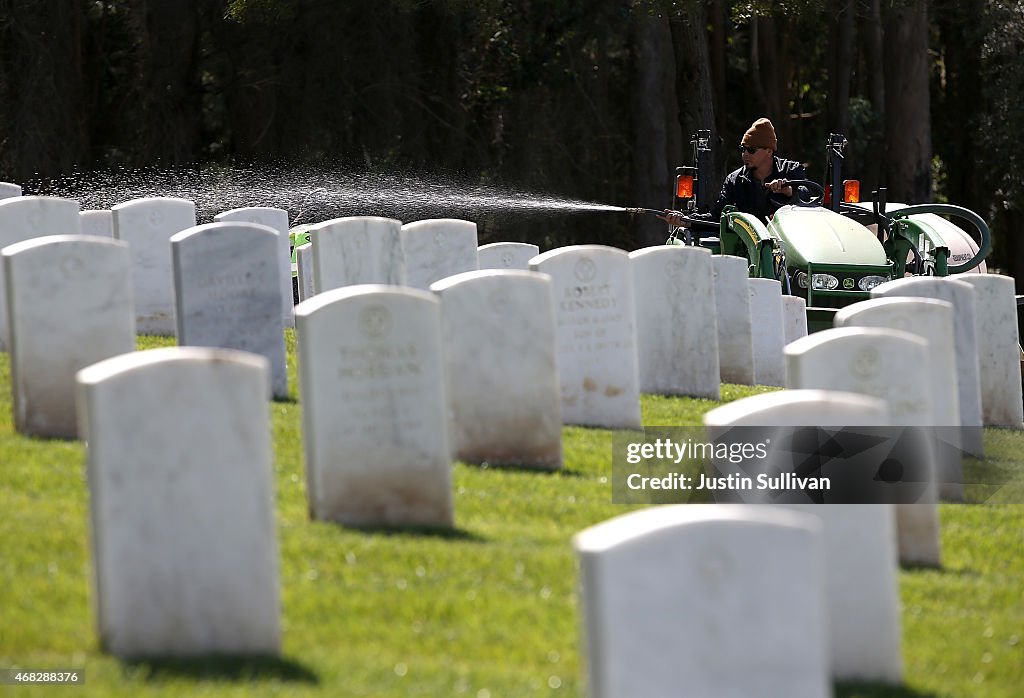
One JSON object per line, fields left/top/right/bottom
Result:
{"left": 0, "top": 0, "right": 1022, "bottom": 284}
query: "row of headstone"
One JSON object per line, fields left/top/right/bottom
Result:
{"left": 0, "top": 196, "right": 83, "bottom": 350}
{"left": 0, "top": 201, "right": 294, "bottom": 439}
{"left": 306, "top": 217, "right": 479, "bottom": 295}
{"left": 301, "top": 229, "right": 787, "bottom": 400}
{"left": 297, "top": 237, "right": 542, "bottom": 300}
{"left": 874, "top": 275, "right": 1023, "bottom": 429}
{"left": 112, "top": 199, "right": 296, "bottom": 336}
{"left": 295, "top": 270, "right": 567, "bottom": 526}
{"left": 310, "top": 217, "right": 405, "bottom": 292}
{"left": 0, "top": 198, "right": 294, "bottom": 339}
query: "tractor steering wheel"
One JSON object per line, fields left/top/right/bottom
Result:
{"left": 781, "top": 179, "right": 825, "bottom": 207}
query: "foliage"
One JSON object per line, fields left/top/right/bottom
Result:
{"left": 979, "top": 1, "right": 1024, "bottom": 212}
{"left": 1, "top": 1, "right": 1024, "bottom": 275}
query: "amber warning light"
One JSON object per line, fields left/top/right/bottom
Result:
{"left": 676, "top": 174, "right": 694, "bottom": 199}
{"left": 824, "top": 180, "right": 861, "bottom": 205}
{"left": 843, "top": 179, "right": 860, "bottom": 203}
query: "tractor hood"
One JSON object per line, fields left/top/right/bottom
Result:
{"left": 769, "top": 205, "right": 889, "bottom": 267}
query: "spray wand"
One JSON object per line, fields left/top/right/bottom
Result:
{"left": 623, "top": 207, "right": 666, "bottom": 217}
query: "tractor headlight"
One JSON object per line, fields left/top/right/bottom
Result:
{"left": 857, "top": 275, "right": 890, "bottom": 291}
{"left": 795, "top": 272, "right": 808, "bottom": 289}
{"left": 811, "top": 273, "right": 839, "bottom": 290}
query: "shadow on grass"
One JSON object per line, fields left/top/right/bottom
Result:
{"left": 467, "top": 462, "right": 586, "bottom": 478}
{"left": 341, "top": 522, "right": 487, "bottom": 543}
{"left": 121, "top": 654, "right": 318, "bottom": 684}
{"left": 835, "top": 681, "right": 943, "bottom": 698}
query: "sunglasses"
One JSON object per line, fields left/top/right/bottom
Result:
{"left": 739, "top": 145, "right": 762, "bottom": 154}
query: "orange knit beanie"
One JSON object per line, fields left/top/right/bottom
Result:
{"left": 741, "top": 117, "right": 778, "bottom": 150}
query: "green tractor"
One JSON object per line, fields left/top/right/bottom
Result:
{"left": 288, "top": 224, "right": 315, "bottom": 304}
{"left": 667, "top": 131, "right": 992, "bottom": 332}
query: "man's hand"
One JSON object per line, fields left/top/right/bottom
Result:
{"left": 766, "top": 179, "right": 793, "bottom": 197}
{"left": 656, "top": 210, "right": 689, "bottom": 228}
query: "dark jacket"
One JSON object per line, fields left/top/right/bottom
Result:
{"left": 706, "top": 155, "right": 807, "bottom": 223}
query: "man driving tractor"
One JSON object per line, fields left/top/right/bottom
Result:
{"left": 660, "top": 117, "right": 806, "bottom": 227}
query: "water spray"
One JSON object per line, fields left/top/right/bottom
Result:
{"left": 25, "top": 163, "right": 675, "bottom": 225}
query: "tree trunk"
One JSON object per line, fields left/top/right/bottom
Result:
{"left": 669, "top": 4, "right": 716, "bottom": 181}
{"left": 748, "top": 16, "right": 769, "bottom": 118}
{"left": 0, "top": 0, "right": 90, "bottom": 179}
{"left": 933, "top": 0, "right": 983, "bottom": 212}
{"left": 883, "top": 0, "right": 932, "bottom": 203}
{"left": 708, "top": 0, "right": 727, "bottom": 137}
{"left": 859, "top": 0, "right": 886, "bottom": 190}
{"left": 827, "top": 0, "right": 856, "bottom": 136}
{"left": 128, "top": 0, "right": 204, "bottom": 164}
{"left": 629, "top": 3, "right": 677, "bottom": 247}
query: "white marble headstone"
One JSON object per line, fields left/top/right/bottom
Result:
{"left": 712, "top": 255, "right": 755, "bottom": 384}
{"left": 296, "top": 242, "right": 314, "bottom": 302}
{"left": 786, "top": 327, "right": 933, "bottom": 424}
{"left": 214, "top": 207, "right": 294, "bottom": 329}
{"left": 530, "top": 245, "right": 641, "bottom": 429}
{"left": 0, "top": 182, "right": 22, "bottom": 199}
{"left": 295, "top": 285, "right": 453, "bottom": 527}
{"left": 171, "top": 222, "right": 288, "bottom": 399}
{"left": 112, "top": 197, "right": 197, "bottom": 336}
{"left": 76, "top": 347, "right": 281, "bottom": 658}
{"left": 311, "top": 216, "right": 405, "bottom": 293}
{"left": 0, "top": 196, "right": 82, "bottom": 350}
{"left": 431, "top": 270, "right": 562, "bottom": 469}
{"left": 957, "top": 274, "right": 1024, "bottom": 428}
{"left": 871, "top": 276, "right": 983, "bottom": 455}
{"left": 629, "top": 245, "right": 719, "bottom": 399}
{"left": 782, "top": 294, "right": 808, "bottom": 344}
{"left": 477, "top": 242, "right": 539, "bottom": 270}
{"left": 575, "top": 505, "right": 830, "bottom": 698}
{"left": 749, "top": 277, "right": 786, "bottom": 386}
{"left": 80, "top": 210, "right": 115, "bottom": 238}
{"left": 703, "top": 389, "right": 903, "bottom": 684}
{"left": 785, "top": 326, "right": 943, "bottom": 565}
{"left": 834, "top": 298, "right": 960, "bottom": 432}
{"left": 2, "top": 236, "right": 134, "bottom": 438}
{"left": 401, "top": 218, "right": 478, "bottom": 290}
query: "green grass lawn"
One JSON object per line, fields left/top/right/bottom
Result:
{"left": 1, "top": 332, "right": 1022, "bottom": 697}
